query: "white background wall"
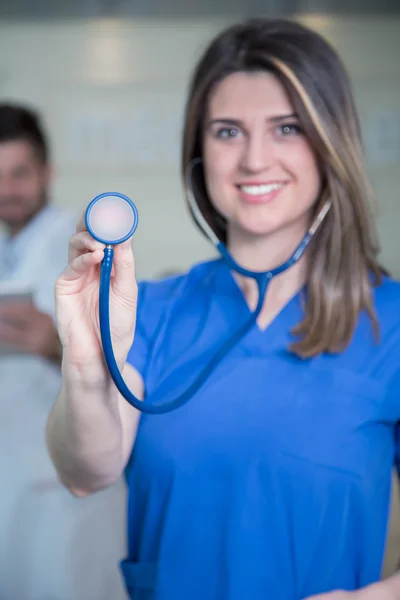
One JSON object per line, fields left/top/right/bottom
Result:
{"left": 0, "top": 15, "right": 399, "bottom": 279}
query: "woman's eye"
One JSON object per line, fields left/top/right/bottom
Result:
{"left": 277, "top": 123, "right": 303, "bottom": 136}
{"left": 216, "top": 127, "right": 241, "bottom": 139}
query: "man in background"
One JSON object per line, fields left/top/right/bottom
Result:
{"left": 0, "top": 103, "right": 127, "bottom": 600}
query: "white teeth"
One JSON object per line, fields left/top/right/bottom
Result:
{"left": 240, "top": 183, "right": 284, "bottom": 195}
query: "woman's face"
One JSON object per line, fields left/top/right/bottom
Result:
{"left": 202, "top": 71, "right": 322, "bottom": 241}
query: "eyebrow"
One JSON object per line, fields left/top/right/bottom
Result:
{"left": 207, "top": 113, "right": 298, "bottom": 127}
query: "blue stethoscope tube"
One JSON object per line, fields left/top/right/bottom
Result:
{"left": 87, "top": 190, "right": 331, "bottom": 415}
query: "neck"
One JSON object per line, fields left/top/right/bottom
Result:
{"left": 226, "top": 221, "right": 309, "bottom": 313}
{"left": 227, "top": 219, "right": 310, "bottom": 272}
{"left": 7, "top": 223, "right": 26, "bottom": 238}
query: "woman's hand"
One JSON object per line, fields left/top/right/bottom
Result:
{"left": 55, "top": 213, "right": 138, "bottom": 370}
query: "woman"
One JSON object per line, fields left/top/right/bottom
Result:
{"left": 47, "top": 18, "right": 400, "bottom": 600}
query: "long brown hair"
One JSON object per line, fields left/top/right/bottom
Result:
{"left": 181, "top": 18, "right": 384, "bottom": 358}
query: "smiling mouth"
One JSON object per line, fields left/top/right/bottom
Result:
{"left": 236, "top": 182, "right": 287, "bottom": 204}
{"left": 238, "top": 182, "right": 286, "bottom": 195}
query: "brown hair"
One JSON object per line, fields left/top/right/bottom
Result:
{"left": 0, "top": 103, "right": 49, "bottom": 163}
{"left": 182, "top": 18, "right": 384, "bottom": 358}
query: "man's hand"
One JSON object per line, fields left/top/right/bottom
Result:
{"left": 304, "top": 577, "right": 399, "bottom": 600}
{"left": 0, "top": 302, "right": 62, "bottom": 362}
{"left": 304, "top": 593, "right": 356, "bottom": 600}
{"left": 304, "top": 592, "right": 367, "bottom": 600}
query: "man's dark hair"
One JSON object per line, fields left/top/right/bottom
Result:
{"left": 0, "top": 103, "right": 49, "bottom": 163}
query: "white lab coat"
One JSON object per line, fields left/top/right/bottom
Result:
{"left": 0, "top": 205, "right": 128, "bottom": 600}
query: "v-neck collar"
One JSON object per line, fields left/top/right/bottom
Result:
{"left": 213, "top": 259, "right": 305, "bottom": 354}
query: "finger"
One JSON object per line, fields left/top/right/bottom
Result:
{"left": 75, "top": 211, "right": 88, "bottom": 233}
{"left": 62, "top": 248, "right": 104, "bottom": 282}
{"left": 69, "top": 231, "right": 105, "bottom": 262}
{"left": 0, "top": 321, "right": 27, "bottom": 346}
{"left": 0, "top": 301, "right": 33, "bottom": 316}
{"left": 0, "top": 302, "right": 34, "bottom": 325}
{"left": 110, "top": 241, "right": 137, "bottom": 300}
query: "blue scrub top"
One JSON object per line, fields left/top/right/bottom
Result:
{"left": 122, "top": 259, "right": 400, "bottom": 600}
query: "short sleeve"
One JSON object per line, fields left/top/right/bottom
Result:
{"left": 391, "top": 363, "right": 400, "bottom": 479}
{"left": 389, "top": 368, "right": 400, "bottom": 478}
{"left": 126, "top": 280, "right": 166, "bottom": 380}
{"left": 126, "top": 277, "right": 182, "bottom": 381}
{"left": 126, "top": 282, "right": 152, "bottom": 378}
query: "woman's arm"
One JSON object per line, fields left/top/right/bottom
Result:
{"left": 47, "top": 216, "right": 141, "bottom": 496}
{"left": 46, "top": 359, "right": 143, "bottom": 496}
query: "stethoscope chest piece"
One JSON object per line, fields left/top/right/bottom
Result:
{"left": 85, "top": 192, "right": 139, "bottom": 246}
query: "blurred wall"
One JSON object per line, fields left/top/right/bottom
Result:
{"left": 0, "top": 15, "right": 399, "bottom": 279}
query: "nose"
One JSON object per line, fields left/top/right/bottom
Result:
{"left": 240, "top": 132, "right": 273, "bottom": 173}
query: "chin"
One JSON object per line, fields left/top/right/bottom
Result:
{"left": 0, "top": 210, "right": 27, "bottom": 227}
{"left": 235, "top": 209, "right": 311, "bottom": 238}
{"left": 234, "top": 220, "right": 288, "bottom": 239}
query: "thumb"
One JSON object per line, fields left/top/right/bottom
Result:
{"left": 110, "top": 240, "right": 137, "bottom": 300}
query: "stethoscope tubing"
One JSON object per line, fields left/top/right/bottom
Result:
{"left": 99, "top": 232, "right": 319, "bottom": 414}
{"left": 88, "top": 190, "right": 331, "bottom": 414}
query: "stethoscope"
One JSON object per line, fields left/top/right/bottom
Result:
{"left": 85, "top": 167, "right": 331, "bottom": 414}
